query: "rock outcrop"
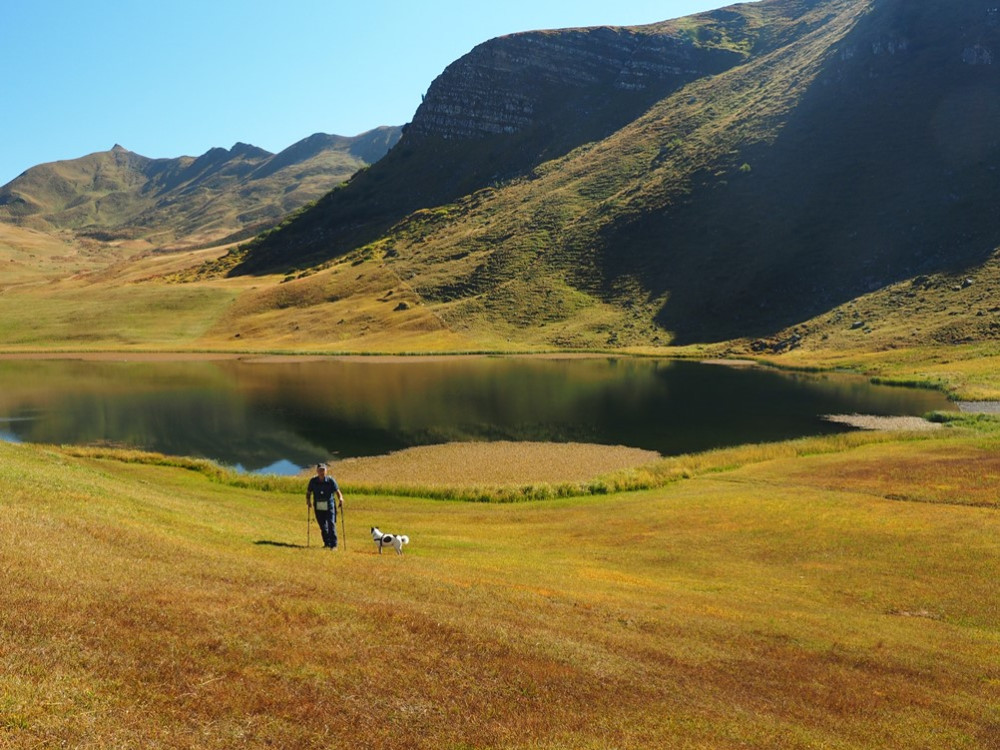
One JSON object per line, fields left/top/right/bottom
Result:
{"left": 228, "top": 15, "right": 757, "bottom": 274}
{"left": 406, "top": 25, "right": 743, "bottom": 142}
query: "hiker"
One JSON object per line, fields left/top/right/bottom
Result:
{"left": 307, "top": 463, "right": 344, "bottom": 549}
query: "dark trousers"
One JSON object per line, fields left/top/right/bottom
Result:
{"left": 314, "top": 509, "right": 338, "bottom": 548}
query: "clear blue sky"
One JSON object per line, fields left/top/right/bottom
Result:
{"left": 2, "top": 1, "right": 744, "bottom": 186}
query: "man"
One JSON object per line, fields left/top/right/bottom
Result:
{"left": 306, "top": 463, "right": 344, "bottom": 549}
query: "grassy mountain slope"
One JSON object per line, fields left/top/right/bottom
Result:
{"left": 3, "top": 424, "right": 998, "bottom": 747}
{"left": 214, "top": 0, "right": 1000, "bottom": 353}
{"left": 224, "top": 9, "right": 766, "bottom": 274}
{"left": 0, "top": 223, "right": 107, "bottom": 286}
{"left": 603, "top": 0, "right": 1000, "bottom": 343}
{"left": 754, "top": 251, "right": 1000, "bottom": 400}
{"left": 0, "top": 127, "right": 401, "bottom": 248}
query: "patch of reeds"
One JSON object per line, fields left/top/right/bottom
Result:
{"left": 59, "top": 425, "right": 961, "bottom": 504}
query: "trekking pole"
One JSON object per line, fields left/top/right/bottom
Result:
{"left": 339, "top": 500, "right": 346, "bottom": 552}
{"left": 306, "top": 500, "right": 311, "bottom": 549}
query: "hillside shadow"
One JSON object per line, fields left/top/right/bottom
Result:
{"left": 596, "top": 1, "right": 1000, "bottom": 343}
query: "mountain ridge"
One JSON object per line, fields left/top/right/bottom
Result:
{"left": 3, "top": 0, "right": 1000, "bottom": 365}
{"left": 222, "top": 9, "right": 771, "bottom": 275}
{"left": 0, "top": 126, "right": 402, "bottom": 248}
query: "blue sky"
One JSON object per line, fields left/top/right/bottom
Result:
{"left": 2, "top": 1, "right": 743, "bottom": 185}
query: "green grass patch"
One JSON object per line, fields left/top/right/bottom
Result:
{"left": 0, "top": 283, "right": 238, "bottom": 349}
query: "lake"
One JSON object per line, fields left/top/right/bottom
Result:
{"left": 0, "top": 356, "right": 954, "bottom": 474}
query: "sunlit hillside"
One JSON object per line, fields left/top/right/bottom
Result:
{"left": 0, "top": 127, "right": 401, "bottom": 249}
{"left": 214, "top": 0, "right": 1000, "bottom": 350}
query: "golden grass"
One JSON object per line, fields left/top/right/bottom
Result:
{"left": 776, "top": 441, "right": 1000, "bottom": 508}
{"left": 821, "top": 414, "right": 942, "bottom": 432}
{"left": 60, "top": 426, "right": 958, "bottom": 505}
{"left": 0, "top": 224, "right": 104, "bottom": 286}
{"left": 3, "top": 425, "right": 998, "bottom": 748}
{"left": 331, "top": 441, "right": 661, "bottom": 486}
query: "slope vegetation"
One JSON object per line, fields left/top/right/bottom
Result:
{"left": 216, "top": 0, "right": 1000, "bottom": 352}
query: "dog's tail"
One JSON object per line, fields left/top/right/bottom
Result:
{"left": 399, "top": 535, "right": 409, "bottom": 545}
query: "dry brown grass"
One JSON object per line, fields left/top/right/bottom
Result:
{"left": 331, "top": 441, "right": 661, "bottom": 486}
{"left": 3, "top": 425, "right": 999, "bottom": 748}
{"left": 777, "top": 441, "right": 1000, "bottom": 508}
{"left": 2, "top": 190, "right": 997, "bottom": 744}
{"left": 822, "top": 414, "right": 942, "bottom": 432}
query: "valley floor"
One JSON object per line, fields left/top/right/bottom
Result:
{"left": 2, "top": 420, "right": 998, "bottom": 749}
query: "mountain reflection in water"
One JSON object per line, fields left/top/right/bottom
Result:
{"left": 0, "top": 358, "right": 954, "bottom": 474}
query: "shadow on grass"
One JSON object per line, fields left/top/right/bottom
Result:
{"left": 254, "top": 540, "right": 306, "bottom": 549}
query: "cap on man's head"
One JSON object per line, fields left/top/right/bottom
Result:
{"left": 316, "top": 463, "right": 327, "bottom": 470}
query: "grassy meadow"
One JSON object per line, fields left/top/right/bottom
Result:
{"left": 3, "top": 419, "right": 998, "bottom": 749}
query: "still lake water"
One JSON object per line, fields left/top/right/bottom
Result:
{"left": 0, "top": 357, "right": 954, "bottom": 474}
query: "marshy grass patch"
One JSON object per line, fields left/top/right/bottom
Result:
{"left": 331, "top": 440, "right": 662, "bottom": 487}
{"left": 821, "top": 413, "right": 943, "bottom": 431}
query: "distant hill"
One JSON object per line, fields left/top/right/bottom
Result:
{"left": 0, "top": 126, "right": 402, "bottom": 248}
{"left": 217, "top": 0, "right": 1000, "bottom": 349}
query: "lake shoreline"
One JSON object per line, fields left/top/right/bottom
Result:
{"left": 0, "top": 355, "right": 959, "bottom": 475}
{"left": 0, "top": 350, "right": 615, "bottom": 363}
{"left": 1, "top": 351, "right": 997, "bottom": 405}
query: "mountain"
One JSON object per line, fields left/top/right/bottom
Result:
{"left": 0, "top": 126, "right": 402, "bottom": 248}
{"left": 216, "top": 0, "right": 1000, "bottom": 349}
{"left": 223, "top": 15, "right": 757, "bottom": 273}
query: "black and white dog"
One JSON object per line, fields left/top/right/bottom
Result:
{"left": 371, "top": 527, "right": 409, "bottom": 555}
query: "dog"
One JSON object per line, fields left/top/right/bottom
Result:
{"left": 371, "top": 527, "right": 409, "bottom": 555}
